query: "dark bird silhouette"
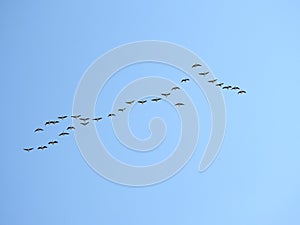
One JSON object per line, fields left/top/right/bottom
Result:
{"left": 45, "top": 121, "right": 52, "bottom": 126}
{"left": 208, "top": 79, "right": 217, "bottom": 83}
{"left": 199, "top": 72, "right": 209, "bottom": 76}
{"left": 67, "top": 126, "right": 76, "bottom": 130}
{"left": 238, "top": 90, "right": 246, "bottom": 94}
{"left": 118, "top": 108, "right": 126, "bottom": 112}
{"left": 37, "top": 146, "right": 47, "bottom": 150}
{"left": 171, "top": 86, "right": 180, "bottom": 91}
{"left": 151, "top": 98, "right": 162, "bottom": 102}
{"left": 175, "top": 103, "right": 185, "bottom": 107}
{"left": 23, "top": 147, "right": 34, "bottom": 152}
{"left": 192, "top": 63, "right": 201, "bottom": 68}
{"left": 51, "top": 120, "right": 59, "bottom": 125}
{"left": 71, "top": 115, "right": 81, "bottom": 119}
{"left": 216, "top": 82, "right": 224, "bottom": 87}
{"left": 108, "top": 113, "right": 116, "bottom": 117}
{"left": 79, "top": 117, "right": 90, "bottom": 121}
{"left": 222, "top": 85, "right": 232, "bottom": 90}
{"left": 93, "top": 117, "right": 103, "bottom": 121}
{"left": 138, "top": 100, "right": 147, "bottom": 104}
{"left": 181, "top": 78, "right": 190, "bottom": 83}
{"left": 59, "top": 131, "right": 69, "bottom": 136}
{"left": 126, "top": 100, "right": 135, "bottom": 105}
{"left": 161, "top": 93, "right": 171, "bottom": 97}
{"left": 48, "top": 141, "right": 58, "bottom": 145}
{"left": 231, "top": 86, "right": 240, "bottom": 90}
{"left": 34, "top": 128, "right": 44, "bottom": 132}
{"left": 80, "top": 122, "right": 89, "bottom": 126}
{"left": 58, "top": 115, "right": 68, "bottom": 120}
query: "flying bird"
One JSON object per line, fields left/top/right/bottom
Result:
{"left": 51, "top": 120, "right": 59, "bottom": 125}
{"left": 108, "top": 113, "right": 116, "bottom": 117}
{"left": 175, "top": 103, "right": 185, "bottom": 107}
{"left": 171, "top": 86, "right": 180, "bottom": 91}
{"left": 138, "top": 100, "right": 147, "bottom": 104}
{"left": 79, "top": 117, "right": 90, "bottom": 121}
{"left": 208, "top": 79, "right": 217, "bottom": 83}
{"left": 34, "top": 128, "right": 44, "bottom": 132}
{"left": 93, "top": 117, "right": 103, "bottom": 121}
{"left": 67, "top": 126, "right": 76, "bottom": 130}
{"left": 71, "top": 115, "right": 81, "bottom": 119}
{"left": 59, "top": 132, "right": 69, "bottom": 136}
{"left": 126, "top": 100, "right": 135, "bottom": 105}
{"left": 199, "top": 72, "right": 209, "bottom": 76}
{"left": 58, "top": 115, "right": 68, "bottom": 120}
{"left": 118, "top": 108, "right": 126, "bottom": 112}
{"left": 238, "top": 90, "right": 246, "bottom": 94}
{"left": 45, "top": 121, "right": 52, "bottom": 126}
{"left": 23, "top": 147, "right": 34, "bottom": 152}
{"left": 231, "top": 86, "right": 240, "bottom": 90}
{"left": 48, "top": 141, "right": 58, "bottom": 145}
{"left": 222, "top": 85, "right": 232, "bottom": 90}
{"left": 151, "top": 98, "right": 162, "bottom": 102}
{"left": 216, "top": 82, "right": 224, "bottom": 87}
{"left": 37, "top": 146, "right": 47, "bottom": 150}
{"left": 192, "top": 63, "right": 201, "bottom": 68}
{"left": 161, "top": 93, "right": 171, "bottom": 97}
{"left": 80, "top": 122, "right": 89, "bottom": 126}
{"left": 181, "top": 78, "right": 190, "bottom": 83}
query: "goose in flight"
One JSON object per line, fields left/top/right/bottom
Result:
{"left": 138, "top": 100, "right": 147, "bottom": 104}
{"left": 37, "top": 146, "right": 47, "bottom": 150}
{"left": 171, "top": 86, "right": 180, "bottom": 91}
{"left": 181, "top": 78, "right": 190, "bottom": 83}
{"left": 222, "top": 85, "right": 232, "bottom": 90}
{"left": 79, "top": 117, "right": 90, "bottom": 121}
{"left": 45, "top": 121, "right": 52, "bottom": 126}
{"left": 208, "top": 79, "right": 217, "bottom": 83}
{"left": 192, "top": 63, "right": 201, "bottom": 68}
{"left": 50, "top": 120, "right": 59, "bottom": 125}
{"left": 151, "top": 98, "right": 162, "bottom": 102}
{"left": 23, "top": 147, "right": 34, "bottom": 152}
{"left": 67, "top": 126, "right": 76, "bottom": 130}
{"left": 126, "top": 100, "right": 135, "bottom": 105}
{"left": 199, "top": 72, "right": 209, "bottom": 76}
{"left": 34, "top": 128, "right": 44, "bottom": 132}
{"left": 59, "top": 131, "right": 69, "bottom": 136}
{"left": 118, "top": 108, "right": 126, "bottom": 112}
{"left": 161, "top": 93, "right": 171, "bottom": 98}
{"left": 58, "top": 115, "right": 68, "bottom": 120}
{"left": 48, "top": 140, "right": 58, "bottom": 145}
{"left": 80, "top": 122, "right": 89, "bottom": 126}
{"left": 108, "top": 113, "right": 116, "bottom": 117}
{"left": 231, "top": 86, "right": 240, "bottom": 90}
{"left": 216, "top": 82, "right": 224, "bottom": 87}
{"left": 71, "top": 115, "right": 81, "bottom": 119}
{"left": 93, "top": 117, "right": 103, "bottom": 121}
{"left": 175, "top": 103, "right": 185, "bottom": 107}
{"left": 238, "top": 90, "right": 246, "bottom": 94}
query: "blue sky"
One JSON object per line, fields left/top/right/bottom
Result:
{"left": 1, "top": 0, "right": 300, "bottom": 224}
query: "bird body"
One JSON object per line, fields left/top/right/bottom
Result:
{"left": 79, "top": 117, "right": 90, "bottom": 121}
{"left": 138, "top": 100, "right": 147, "bottom": 104}
{"left": 199, "top": 72, "right": 209, "bottom": 76}
{"left": 161, "top": 93, "right": 171, "bottom": 97}
{"left": 175, "top": 103, "right": 185, "bottom": 107}
{"left": 238, "top": 90, "right": 246, "bottom": 94}
{"left": 151, "top": 98, "right": 162, "bottom": 102}
{"left": 58, "top": 115, "right": 68, "bottom": 120}
{"left": 59, "top": 132, "right": 69, "bottom": 136}
{"left": 48, "top": 141, "right": 58, "bottom": 145}
{"left": 208, "top": 79, "right": 217, "bottom": 83}
{"left": 126, "top": 100, "right": 135, "bottom": 105}
{"left": 118, "top": 108, "right": 126, "bottom": 112}
{"left": 171, "top": 86, "right": 180, "bottom": 91}
{"left": 71, "top": 115, "right": 81, "bottom": 119}
{"left": 216, "top": 83, "right": 224, "bottom": 87}
{"left": 181, "top": 78, "right": 190, "bottom": 83}
{"left": 45, "top": 121, "right": 51, "bottom": 126}
{"left": 23, "top": 147, "right": 34, "bottom": 152}
{"left": 192, "top": 63, "right": 201, "bottom": 68}
{"left": 37, "top": 146, "right": 47, "bottom": 150}
{"left": 108, "top": 113, "right": 116, "bottom": 117}
{"left": 67, "top": 126, "right": 75, "bottom": 130}
{"left": 222, "top": 85, "right": 232, "bottom": 90}
{"left": 231, "top": 86, "right": 240, "bottom": 90}
{"left": 93, "top": 117, "right": 103, "bottom": 121}
{"left": 34, "top": 128, "right": 43, "bottom": 132}
{"left": 80, "top": 122, "right": 89, "bottom": 126}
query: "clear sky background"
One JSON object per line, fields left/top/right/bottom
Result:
{"left": 1, "top": 0, "right": 300, "bottom": 225}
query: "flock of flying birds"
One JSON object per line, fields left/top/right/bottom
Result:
{"left": 23, "top": 63, "right": 246, "bottom": 152}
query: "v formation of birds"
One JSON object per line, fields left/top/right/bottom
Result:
{"left": 23, "top": 63, "right": 246, "bottom": 152}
